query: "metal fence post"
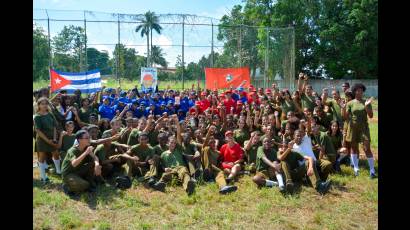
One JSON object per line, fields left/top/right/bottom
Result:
{"left": 117, "top": 14, "right": 121, "bottom": 87}
{"left": 182, "top": 16, "right": 185, "bottom": 90}
{"left": 264, "top": 27, "right": 269, "bottom": 89}
{"left": 84, "top": 11, "right": 87, "bottom": 72}
{"left": 211, "top": 23, "right": 214, "bottom": 68}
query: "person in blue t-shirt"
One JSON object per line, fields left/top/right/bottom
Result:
{"left": 166, "top": 101, "right": 176, "bottom": 115}
{"left": 113, "top": 98, "right": 127, "bottom": 114}
{"left": 177, "top": 109, "right": 186, "bottom": 121}
{"left": 158, "top": 102, "right": 169, "bottom": 115}
{"left": 98, "top": 96, "right": 115, "bottom": 120}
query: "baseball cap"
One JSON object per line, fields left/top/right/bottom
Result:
{"left": 225, "top": 130, "right": 233, "bottom": 137}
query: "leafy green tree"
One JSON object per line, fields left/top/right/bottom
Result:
{"left": 33, "top": 24, "right": 50, "bottom": 81}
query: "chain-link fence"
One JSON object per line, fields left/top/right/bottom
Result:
{"left": 33, "top": 9, "right": 295, "bottom": 90}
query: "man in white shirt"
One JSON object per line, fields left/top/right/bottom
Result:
{"left": 292, "top": 122, "right": 333, "bottom": 181}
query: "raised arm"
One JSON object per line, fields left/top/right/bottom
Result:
{"left": 174, "top": 114, "right": 182, "bottom": 145}
{"left": 277, "top": 140, "right": 294, "bottom": 161}
{"left": 365, "top": 97, "right": 374, "bottom": 119}
{"left": 274, "top": 111, "right": 281, "bottom": 130}
{"left": 203, "top": 125, "right": 216, "bottom": 148}
{"left": 297, "top": 72, "right": 304, "bottom": 92}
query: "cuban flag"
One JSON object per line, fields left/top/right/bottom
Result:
{"left": 50, "top": 69, "right": 102, "bottom": 94}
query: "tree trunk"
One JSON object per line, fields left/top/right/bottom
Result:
{"left": 150, "top": 29, "right": 153, "bottom": 67}
{"left": 146, "top": 32, "right": 150, "bottom": 67}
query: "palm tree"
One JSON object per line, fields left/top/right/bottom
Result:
{"left": 151, "top": 45, "right": 167, "bottom": 68}
{"left": 135, "top": 11, "right": 162, "bottom": 67}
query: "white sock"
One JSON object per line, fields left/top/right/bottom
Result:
{"left": 53, "top": 159, "right": 61, "bottom": 174}
{"left": 39, "top": 162, "right": 47, "bottom": 180}
{"left": 367, "top": 157, "right": 375, "bottom": 174}
{"left": 275, "top": 174, "right": 284, "bottom": 187}
{"left": 265, "top": 179, "right": 278, "bottom": 187}
{"left": 351, "top": 154, "right": 359, "bottom": 172}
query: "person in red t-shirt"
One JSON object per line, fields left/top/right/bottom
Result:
{"left": 247, "top": 91, "right": 260, "bottom": 105}
{"left": 223, "top": 91, "right": 236, "bottom": 114}
{"left": 219, "top": 131, "right": 244, "bottom": 183}
{"left": 199, "top": 92, "right": 210, "bottom": 113}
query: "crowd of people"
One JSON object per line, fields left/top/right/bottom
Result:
{"left": 33, "top": 73, "right": 376, "bottom": 197}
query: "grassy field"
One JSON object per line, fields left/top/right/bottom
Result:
{"left": 33, "top": 81, "right": 378, "bottom": 229}
{"left": 33, "top": 78, "right": 204, "bottom": 91}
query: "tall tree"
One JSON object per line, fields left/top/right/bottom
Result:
{"left": 135, "top": 11, "right": 163, "bottom": 67}
{"left": 33, "top": 24, "right": 50, "bottom": 81}
{"left": 86, "top": 48, "right": 111, "bottom": 75}
{"left": 52, "top": 25, "right": 86, "bottom": 72}
{"left": 151, "top": 45, "right": 167, "bottom": 68}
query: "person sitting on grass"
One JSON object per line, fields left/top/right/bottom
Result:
{"left": 94, "top": 132, "right": 128, "bottom": 179}
{"left": 243, "top": 131, "right": 261, "bottom": 173}
{"left": 277, "top": 130, "right": 331, "bottom": 195}
{"left": 201, "top": 125, "right": 237, "bottom": 194}
{"left": 219, "top": 130, "right": 244, "bottom": 184}
{"left": 122, "top": 132, "right": 159, "bottom": 185}
{"left": 61, "top": 130, "right": 102, "bottom": 195}
{"left": 252, "top": 137, "right": 285, "bottom": 192}
{"left": 151, "top": 116, "right": 196, "bottom": 195}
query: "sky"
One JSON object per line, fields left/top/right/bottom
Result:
{"left": 33, "top": 0, "right": 243, "bottom": 67}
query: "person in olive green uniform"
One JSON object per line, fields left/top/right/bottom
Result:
{"left": 152, "top": 115, "right": 196, "bottom": 195}
{"left": 313, "top": 106, "right": 332, "bottom": 131}
{"left": 34, "top": 97, "right": 61, "bottom": 183}
{"left": 277, "top": 130, "right": 331, "bottom": 195}
{"left": 233, "top": 119, "right": 250, "bottom": 146}
{"left": 123, "top": 133, "right": 158, "bottom": 181}
{"left": 252, "top": 138, "right": 285, "bottom": 192}
{"left": 78, "top": 98, "right": 97, "bottom": 124}
{"left": 201, "top": 125, "right": 237, "bottom": 194}
{"left": 310, "top": 121, "right": 337, "bottom": 181}
{"left": 179, "top": 132, "right": 202, "bottom": 179}
{"left": 280, "top": 89, "right": 300, "bottom": 121}
{"left": 243, "top": 131, "right": 261, "bottom": 173}
{"left": 327, "top": 121, "right": 347, "bottom": 172}
{"left": 342, "top": 83, "right": 376, "bottom": 178}
{"left": 57, "top": 121, "right": 76, "bottom": 161}
{"left": 153, "top": 133, "right": 169, "bottom": 156}
{"left": 61, "top": 130, "right": 102, "bottom": 194}
{"left": 117, "top": 118, "right": 133, "bottom": 144}
{"left": 94, "top": 132, "right": 126, "bottom": 178}
{"left": 297, "top": 73, "right": 316, "bottom": 112}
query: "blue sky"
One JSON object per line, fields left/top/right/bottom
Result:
{"left": 33, "top": 0, "right": 242, "bottom": 66}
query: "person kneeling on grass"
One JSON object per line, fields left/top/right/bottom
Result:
{"left": 61, "top": 130, "right": 102, "bottom": 195}
{"left": 201, "top": 125, "right": 237, "bottom": 194}
{"left": 151, "top": 135, "right": 196, "bottom": 196}
{"left": 252, "top": 137, "right": 285, "bottom": 192}
{"left": 277, "top": 130, "right": 331, "bottom": 195}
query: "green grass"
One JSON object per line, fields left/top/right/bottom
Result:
{"left": 33, "top": 161, "right": 378, "bottom": 229}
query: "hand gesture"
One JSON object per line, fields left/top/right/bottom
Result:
{"left": 110, "top": 133, "right": 121, "bottom": 141}
{"left": 307, "top": 167, "right": 314, "bottom": 176}
{"left": 287, "top": 140, "right": 295, "bottom": 149}
{"left": 86, "top": 146, "right": 94, "bottom": 154}
{"left": 303, "top": 74, "right": 308, "bottom": 81}
{"left": 274, "top": 111, "right": 279, "bottom": 117}
{"left": 365, "top": 97, "right": 373, "bottom": 107}
{"left": 61, "top": 131, "right": 67, "bottom": 137}
{"left": 298, "top": 72, "right": 304, "bottom": 79}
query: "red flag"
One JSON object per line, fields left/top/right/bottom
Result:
{"left": 50, "top": 69, "right": 72, "bottom": 92}
{"left": 205, "top": 67, "right": 250, "bottom": 90}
